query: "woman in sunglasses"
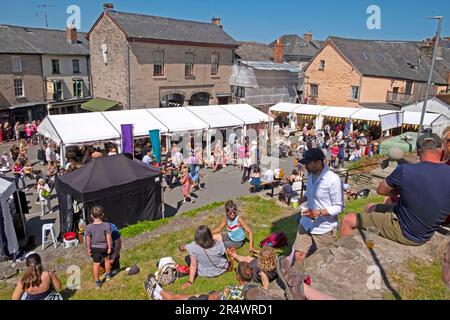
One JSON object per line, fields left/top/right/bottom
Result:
{"left": 212, "top": 200, "right": 256, "bottom": 254}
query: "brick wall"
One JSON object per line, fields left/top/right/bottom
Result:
{"left": 129, "top": 42, "right": 234, "bottom": 108}
{"left": 0, "top": 54, "right": 44, "bottom": 108}
{"left": 304, "top": 43, "right": 361, "bottom": 107}
{"left": 89, "top": 15, "right": 128, "bottom": 107}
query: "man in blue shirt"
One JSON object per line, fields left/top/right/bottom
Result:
{"left": 340, "top": 130, "right": 450, "bottom": 246}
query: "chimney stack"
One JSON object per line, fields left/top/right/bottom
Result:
{"left": 103, "top": 3, "right": 114, "bottom": 11}
{"left": 66, "top": 26, "right": 77, "bottom": 44}
{"left": 211, "top": 17, "right": 223, "bottom": 29}
{"left": 274, "top": 38, "right": 285, "bottom": 63}
{"left": 303, "top": 31, "right": 313, "bottom": 42}
{"left": 420, "top": 37, "right": 443, "bottom": 60}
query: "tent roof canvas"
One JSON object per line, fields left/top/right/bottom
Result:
{"left": 186, "top": 105, "right": 245, "bottom": 128}
{"left": 147, "top": 107, "right": 209, "bottom": 132}
{"left": 39, "top": 113, "right": 121, "bottom": 145}
{"left": 102, "top": 109, "right": 169, "bottom": 137}
{"left": 0, "top": 177, "right": 16, "bottom": 203}
{"left": 292, "top": 104, "right": 330, "bottom": 116}
{"left": 56, "top": 154, "right": 160, "bottom": 202}
{"left": 220, "top": 104, "right": 270, "bottom": 125}
{"left": 320, "top": 106, "right": 360, "bottom": 119}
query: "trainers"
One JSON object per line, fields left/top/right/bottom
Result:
{"left": 95, "top": 281, "right": 102, "bottom": 289}
{"left": 277, "top": 256, "right": 306, "bottom": 300}
{"left": 143, "top": 276, "right": 158, "bottom": 300}
{"left": 105, "top": 274, "right": 112, "bottom": 282}
{"left": 111, "top": 269, "right": 120, "bottom": 276}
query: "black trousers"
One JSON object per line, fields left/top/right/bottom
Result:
{"left": 242, "top": 167, "right": 251, "bottom": 182}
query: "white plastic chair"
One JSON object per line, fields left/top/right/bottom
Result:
{"left": 42, "top": 223, "right": 57, "bottom": 250}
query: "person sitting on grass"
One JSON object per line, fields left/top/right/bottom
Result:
{"left": 144, "top": 260, "right": 337, "bottom": 300}
{"left": 228, "top": 246, "right": 278, "bottom": 290}
{"left": 144, "top": 261, "right": 263, "bottom": 300}
{"left": 340, "top": 130, "right": 450, "bottom": 246}
{"left": 180, "top": 225, "right": 229, "bottom": 289}
{"left": 12, "top": 253, "right": 62, "bottom": 300}
{"left": 212, "top": 201, "right": 256, "bottom": 253}
{"left": 86, "top": 206, "right": 113, "bottom": 289}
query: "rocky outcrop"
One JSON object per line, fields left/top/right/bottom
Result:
{"left": 303, "top": 229, "right": 450, "bottom": 300}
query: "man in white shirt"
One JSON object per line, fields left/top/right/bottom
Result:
{"left": 45, "top": 144, "right": 55, "bottom": 163}
{"left": 142, "top": 151, "right": 152, "bottom": 165}
{"left": 290, "top": 148, "right": 344, "bottom": 267}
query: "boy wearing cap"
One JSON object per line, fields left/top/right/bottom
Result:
{"left": 340, "top": 130, "right": 450, "bottom": 246}
{"left": 289, "top": 148, "right": 344, "bottom": 267}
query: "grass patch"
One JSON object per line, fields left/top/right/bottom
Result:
{"left": 386, "top": 258, "right": 450, "bottom": 300}
{"left": 121, "top": 201, "right": 225, "bottom": 238}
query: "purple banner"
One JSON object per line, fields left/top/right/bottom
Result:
{"left": 121, "top": 124, "right": 133, "bottom": 155}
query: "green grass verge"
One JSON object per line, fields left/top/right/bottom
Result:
{"left": 386, "top": 258, "right": 450, "bottom": 300}
{"left": 120, "top": 201, "right": 225, "bottom": 238}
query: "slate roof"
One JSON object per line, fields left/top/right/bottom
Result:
{"left": 269, "top": 34, "right": 321, "bottom": 59}
{"left": 329, "top": 36, "right": 447, "bottom": 84}
{"left": 0, "top": 25, "right": 89, "bottom": 55}
{"left": 105, "top": 11, "right": 238, "bottom": 46}
{"left": 238, "top": 60, "right": 300, "bottom": 72}
{"left": 0, "top": 25, "right": 40, "bottom": 54}
{"left": 235, "top": 42, "right": 273, "bottom": 61}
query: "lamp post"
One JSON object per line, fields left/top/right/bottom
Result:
{"left": 418, "top": 16, "right": 443, "bottom": 135}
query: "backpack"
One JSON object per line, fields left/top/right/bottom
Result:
{"left": 155, "top": 257, "right": 178, "bottom": 286}
{"left": 259, "top": 232, "right": 288, "bottom": 249}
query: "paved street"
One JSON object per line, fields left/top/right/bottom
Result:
{"left": 0, "top": 140, "right": 296, "bottom": 250}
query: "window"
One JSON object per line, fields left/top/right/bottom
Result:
{"left": 405, "top": 81, "right": 413, "bottom": 95}
{"left": 72, "top": 59, "right": 80, "bottom": 74}
{"left": 153, "top": 51, "right": 164, "bottom": 76}
{"left": 319, "top": 60, "right": 325, "bottom": 70}
{"left": 211, "top": 53, "right": 219, "bottom": 75}
{"left": 73, "top": 80, "right": 83, "bottom": 98}
{"left": 351, "top": 86, "right": 360, "bottom": 100}
{"left": 185, "top": 53, "right": 194, "bottom": 77}
{"left": 14, "top": 79, "right": 24, "bottom": 97}
{"left": 12, "top": 56, "right": 22, "bottom": 72}
{"left": 310, "top": 84, "right": 319, "bottom": 98}
{"left": 53, "top": 80, "right": 63, "bottom": 100}
{"left": 52, "top": 59, "right": 60, "bottom": 74}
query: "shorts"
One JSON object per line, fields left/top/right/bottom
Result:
{"left": 91, "top": 248, "right": 109, "bottom": 263}
{"left": 357, "top": 212, "right": 421, "bottom": 246}
{"left": 221, "top": 231, "right": 244, "bottom": 249}
{"left": 292, "top": 224, "right": 336, "bottom": 254}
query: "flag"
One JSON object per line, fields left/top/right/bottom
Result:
{"left": 121, "top": 124, "right": 133, "bottom": 155}
{"left": 149, "top": 129, "right": 161, "bottom": 163}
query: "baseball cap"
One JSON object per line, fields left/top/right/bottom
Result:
{"left": 416, "top": 129, "right": 442, "bottom": 150}
{"left": 299, "top": 148, "right": 325, "bottom": 165}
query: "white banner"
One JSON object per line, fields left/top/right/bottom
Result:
{"left": 380, "top": 112, "right": 403, "bottom": 131}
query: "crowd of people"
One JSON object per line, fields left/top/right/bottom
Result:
{"left": 276, "top": 120, "right": 381, "bottom": 171}
{"left": 8, "top": 124, "right": 450, "bottom": 300}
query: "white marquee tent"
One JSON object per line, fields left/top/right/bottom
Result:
{"left": 38, "top": 104, "right": 271, "bottom": 166}
{"left": 102, "top": 109, "right": 169, "bottom": 137}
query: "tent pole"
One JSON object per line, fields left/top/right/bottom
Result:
{"left": 60, "top": 144, "right": 66, "bottom": 169}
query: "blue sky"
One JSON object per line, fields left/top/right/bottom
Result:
{"left": 1, "top": 0, "right": 449, "bottom": 43}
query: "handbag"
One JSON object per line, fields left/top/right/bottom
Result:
{"left": 203, "top": 247, "right": 233, "bottom": 273}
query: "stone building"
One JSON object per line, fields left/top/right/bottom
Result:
{"left": 87, "top": 4, "right": 238, "bottom": 109}
{"left": 303, "top": 36, "right": 449, "bottom": 108}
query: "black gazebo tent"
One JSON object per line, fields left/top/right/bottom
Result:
{"left": 56, "top": 155, "right": 162, "bottom": 235}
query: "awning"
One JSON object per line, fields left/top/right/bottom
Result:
{"left": 216, "top": 92, "right": 232, "bottom": 98}
{"left": 293, "top": 104, "right": 330, "bottom": 116}
{"left": 81, "top": 98, "right": 120, "bottom": 112}
{"left": 147, "top": 107, "right": 209, "bottom": 132}
{"left": 9, "top": 102, "right": 45, "bottom": 110}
